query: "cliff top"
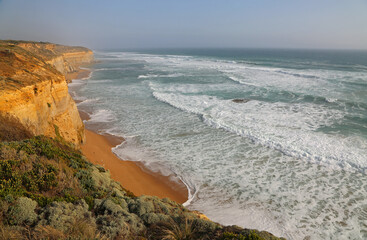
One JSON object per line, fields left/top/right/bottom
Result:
{"left": 0, "top": 40, "right": 92, "bottom": 91}
{"left": 0, "top": 41, "right": 62, "bottom": 91}
{"left": 1, "top": 40, "right": 92, "bottom": 61}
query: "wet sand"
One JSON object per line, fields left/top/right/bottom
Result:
{"left": 80, "top": 129, "right": 188, "bottom": 204}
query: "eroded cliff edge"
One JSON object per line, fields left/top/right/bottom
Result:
{"left": 0, "top": 40, "right": 93, "bottom": 146}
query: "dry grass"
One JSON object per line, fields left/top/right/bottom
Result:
{"left": 33, "top": 225, "right": 65, "bottom": 240}
{"left": 159, "top": 218, "right": 197, "bottom": 240}
{"left": 0, "top": 223, "right": 23, "bottom": 240}
{"left": 55, "top": 161, "right": 82, "bottom": 196}
{"left": 67, "top": 218, "right": 97, "bottom": 239}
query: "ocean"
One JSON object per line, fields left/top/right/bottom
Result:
{"left": 69, "top": 49, "right": 367, "bottom": 240}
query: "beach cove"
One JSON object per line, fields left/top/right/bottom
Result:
{"left": 81, "top": 128, "right": 188, "bottom": 204}
{"left": 69, "top": 49, "right": 367, "bottom": 240}
{"left": 68, "top": 68, "right": 188, "bottom": 204}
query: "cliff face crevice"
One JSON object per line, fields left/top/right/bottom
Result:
{"left": 0, "top": 40, "right": 93, "bottom": 146}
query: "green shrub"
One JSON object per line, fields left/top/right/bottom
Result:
{"left": 37, "top": 200, "right": 94, "bottom": 233}
{"left": 0, "top": 159, "right": 24, "bottom": 197}
{"left": 7, "top": 197, "right": 38, "bottom": 226}
{"left": 141, "top": 213, "right": 170, "bottom": 225}
{"left": 94, "top": 198, "right": 145, "bottom": 238}
{"left": 75, "top": 169, "right": 95, "bottom": 191}
{"left": 95, "top": 199, "right": 124, "bottom": 215}
{"left": 129, "top": 195, "right": 185, "bottom": 219}
{"left": 4, "top": 194, "right": 14, "bottom": 203}
{"left": 90, "top": 166, "right": 112, "bottom": 191}
{"left": 22, "top": 161, "right": 58, "bottom": 192}
{"left": 129, "top": 197, "right": 155, "bottom": 216}
{"left": 0, "top": 136, "right": 96, "bottom": 206}
{"left": 222, "top": 231, "right": 265, "bottom": 240}
{"left": 193, "top": 218, "right": 218, "bottom": 233}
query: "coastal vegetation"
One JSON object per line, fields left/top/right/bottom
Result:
{"left": 0, "top": 136, "right": 284, "bottom": 239}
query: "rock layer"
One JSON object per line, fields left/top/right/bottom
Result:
{"left": 17, "top": 41, "right": 94, "bottom": 77}
{"left": 0, "top": 40, "right": 93, "bottom": 146}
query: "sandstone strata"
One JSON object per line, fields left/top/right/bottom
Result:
{"left": 0, "top": 40, "right": 93, "bottom": 146}
{"left": 17, "top": 41, "right": 94, "bottom": 78}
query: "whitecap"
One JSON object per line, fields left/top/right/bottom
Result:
{"left": 88, "top": 109, "right": 117, "bottom": 123}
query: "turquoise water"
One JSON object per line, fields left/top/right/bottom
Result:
{"left": 69, "top": 49, "right": 367, "bottom": 240}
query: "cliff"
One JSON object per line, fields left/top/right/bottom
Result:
{"left": 15, "top": 40, "right": 94, "bottom": 80}
{"left": 0, "top": 40, "right": 93, "bottom": 146}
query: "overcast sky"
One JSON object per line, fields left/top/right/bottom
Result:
{"left": 1, "top": 0, "right": 367, "bottom": 50}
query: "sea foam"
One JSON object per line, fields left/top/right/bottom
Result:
{"left": 72, "top": 50, "right": 367, "bottom": 240}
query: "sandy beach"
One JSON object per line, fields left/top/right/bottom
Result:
{"left": 80, "top": 129, "right": 188, "bottom": 203}
{"left": 70, "top": 68, "right": 189, "bottom": 204}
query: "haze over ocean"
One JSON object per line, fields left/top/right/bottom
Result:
{"left": 0, "top": 0, "right": 367, "bottom": 50}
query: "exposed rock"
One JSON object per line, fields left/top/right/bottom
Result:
{"left": 0, "top": 40, "right": 93, "bottom": 147}
{"left": 17, "top": 41, "right": 94, "bottom": 76}
{"left": 232, "top": 98, "right": 250, "bottom": 103}
{"left": 192, "top": 210, "right": 211, "bottom": 221}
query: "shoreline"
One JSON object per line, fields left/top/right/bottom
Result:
{"left": 80, "top": 129, "right": 188, "bottom": 204}
{"left": 70, "top": 69, "right": 188, "bottom": 204}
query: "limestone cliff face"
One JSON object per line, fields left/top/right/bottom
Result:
{"left": 17, "top": 41, "right": 94, "bottom": 76}
{"left": 0, "top": 40, "right": 93, "bottom": 146}
{"left": 47, "top": 52, "right": 94, "bottom": 75}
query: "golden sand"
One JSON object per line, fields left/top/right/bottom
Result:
{"left": 81, "top": 129, "right": 188, "bottom": 204}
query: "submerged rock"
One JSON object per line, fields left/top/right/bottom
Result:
{"left": 232, "top": 98, "right": 250, "bottom": 103}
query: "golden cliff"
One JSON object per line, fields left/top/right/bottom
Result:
{"left": 0, "top": 40, "right": 94, "bottom": 146}
{"left": 16, "top": 41, "right": 94, "bottom": 79}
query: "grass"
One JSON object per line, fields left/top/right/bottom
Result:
{"left": 0, "top": 40, "right": 67, "bottom": 91}
{"left": 0, "top": 136, "right": 109, "bottom": 208}
{"left": 222, "top": 231, "right": 264, "bottom": 240}
{"left": 161, "top": 218, "right": 197, "bottom": 240}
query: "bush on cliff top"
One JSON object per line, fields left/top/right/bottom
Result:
{"left": 0, "top": 136, "right": 133, "bottom": 209}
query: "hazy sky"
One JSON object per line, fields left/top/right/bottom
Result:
{"left": 1, "top": 0, "right": 367, "bottom": 50}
